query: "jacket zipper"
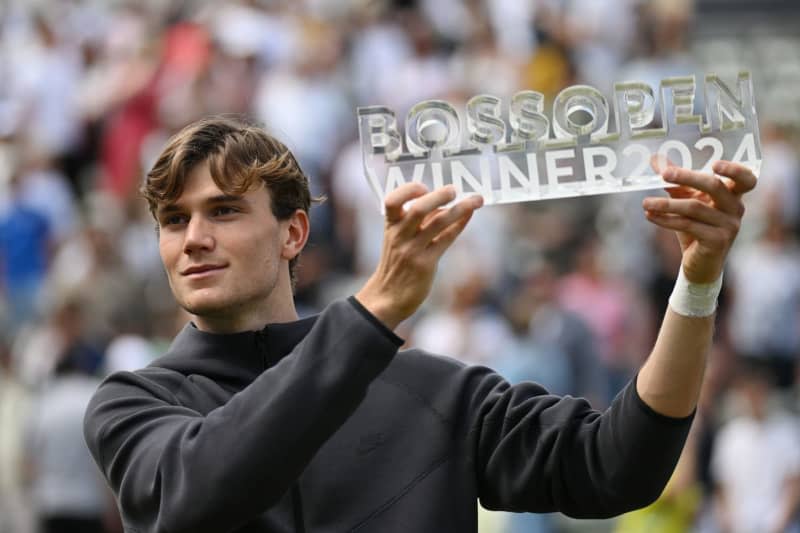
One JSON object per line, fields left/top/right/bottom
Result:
{"left": 257, "top": 330, "right": 305, "bottom": 532}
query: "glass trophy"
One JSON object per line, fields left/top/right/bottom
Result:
{"left": 357, "top": 72, "right": 760, "bottom": 212}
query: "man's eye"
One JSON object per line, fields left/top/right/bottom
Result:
{"left": 162, "top": 214, "right": 188, "bottom": 226}
{"left": 213, "top": 206, "right": 238, "bottom": 216}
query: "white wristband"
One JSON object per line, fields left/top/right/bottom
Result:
{"left": 668, "top": 266, "right": 723, "bottom": 318}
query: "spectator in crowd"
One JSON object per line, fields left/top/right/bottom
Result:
{"left": 11, "top": 294, "right": 103, "bottom": 389}
{"left": 502, "top": 259, "right": 608, "bottom": 405}
{"left": 556, "top": 234, "right": 649, "bottom": 402}
{"left": 726, "top": 193, "right": 800, "bottom": 389}
{"left": 0, "top": 171, "right": 52, "bottom": 331}
{"left": 24, "top": 347, "right": 109, "bottom": 533}
{"left": 711, "top": 357, "right": 800, "bottom": 533}
{"left": 412, "top": 263, "right": 510, "bottom": 368}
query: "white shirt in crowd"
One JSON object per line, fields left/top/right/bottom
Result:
{"left": 712, "top": 411, "right": 800, "bottom": 533}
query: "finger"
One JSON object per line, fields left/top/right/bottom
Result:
{"left": 664, "top": 185, "right": 701, "bottom": 200}
{"left": 644, "top": 211, "right": 724, "bottom": 243}
{"left": 662, "top": 167, "right": 739, "bottom": 215}
{"left": 399, "top": 185, "right": 458, "bottom": 233}
{"left": 418, "top": 195, "right": 483, "bottom": 243}
{"left": 650, "top": 155, "right": 704, "bottom": 200}
{"left": 427, "top": 209, "right": 476, "bottom": 255}
{"left": 384, "top": 183, "right": 429, "bottom": 223}
{"left": 643, "top": 196, "right": 733, "bottom": 229}
{"left": 650, "top": 153, "right": 677, "bottom": 174}
{"left": 711, "top": 160, "right": 757, "bottom": 195}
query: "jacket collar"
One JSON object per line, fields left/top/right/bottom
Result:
{"left": 151, "top": 315, "right": 317, "bottom": 386}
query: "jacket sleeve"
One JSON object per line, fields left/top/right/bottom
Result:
{"left": 83, "top": 298, "right": 401, "bottom": 533}
{"left": 467, "top": 370, "right": 693, "bottom": 518}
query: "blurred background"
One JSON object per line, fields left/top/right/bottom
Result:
{"left": 0, "top": 0, "right": 798, "bottom": 532}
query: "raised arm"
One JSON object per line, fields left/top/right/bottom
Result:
{"left": 467, "top": 161, "right": 755, "bottom": 517}
{"left": 638, "top": 160, "right": 756, "bottom": 417}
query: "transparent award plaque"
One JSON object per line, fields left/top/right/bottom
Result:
{"left": 357, "top": 72, "right": 761, "bottom": 212}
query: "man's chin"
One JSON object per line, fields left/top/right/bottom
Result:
{"left": 178, "top": 294, "right": 234, "bottom": 318}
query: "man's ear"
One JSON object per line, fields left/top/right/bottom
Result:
{"left": 280, "top": 209, "right": 310, "bottom": 262}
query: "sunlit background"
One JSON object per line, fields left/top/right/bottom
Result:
{"left": 1, "top": 1, "right": 798, "bottom": 532}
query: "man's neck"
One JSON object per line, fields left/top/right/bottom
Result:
{"left": 192, "top": 292, "right": 300, "bottom": 334}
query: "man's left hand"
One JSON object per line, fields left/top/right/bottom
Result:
{"left": 642, "top": 160, "right": 757, "bottom": 283}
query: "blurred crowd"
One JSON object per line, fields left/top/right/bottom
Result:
{"left": 0, "top": 0, "right": 798, "bottom": 532}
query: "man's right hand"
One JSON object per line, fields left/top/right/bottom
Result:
{"left": 355, "top": 183, "right": 483, "bottom": 330}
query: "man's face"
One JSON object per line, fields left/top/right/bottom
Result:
{"left": 156, "top": 162, "right": 289, "bottom": 330}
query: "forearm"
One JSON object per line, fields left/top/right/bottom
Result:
{"left": 637, "top": 307, "right": 713, "bottom": 418}
{"left": 637, "top": 160, "right": 756, "bottom": 417}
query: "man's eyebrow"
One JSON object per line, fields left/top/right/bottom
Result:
{"left": 156, "top": 194, "right": 247, "bottom": 214}
{"left": 156, "top": 203, "right": 182, "bottom": 215}
{"left": 207, "top": 194, "right": 246, "bottom": 204}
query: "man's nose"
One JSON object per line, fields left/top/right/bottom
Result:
{"left": 183, "top": 216, "right": 215, "bottom": 254}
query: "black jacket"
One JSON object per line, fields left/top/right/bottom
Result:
{"left": 84, "top": 298, "right": 692, "bottom": 533}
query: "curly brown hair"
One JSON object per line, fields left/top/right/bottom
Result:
{"left": 142, "top": 116, "right": 315, "bottom": 284}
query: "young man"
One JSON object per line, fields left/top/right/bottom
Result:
{"left": 84, "top": 116, "right": 756, "bottom": 532}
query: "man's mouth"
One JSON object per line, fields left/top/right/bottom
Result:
{"left": 181, "top": 264, "right": 227, "bottom": 277}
